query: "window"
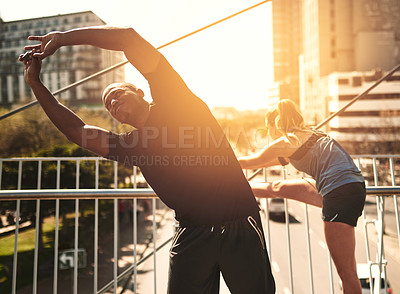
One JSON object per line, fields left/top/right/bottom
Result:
{"left": 364, "top": 75, "right": 377, "bottom": 82}
{"left": 352, "top": 76, "right": 362, "bottom": 87}
{"left": 338, "top": 78, "right": 348, "bottom": 85}
{"left": 387, "top": 76, "right": 400, "bottom": 81}
{"left": 1, "top": 77, "right": 8, "bottom": 102}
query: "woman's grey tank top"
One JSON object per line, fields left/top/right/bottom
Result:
{"left": 288, "top": 131, "right": 364, "bottom": 196}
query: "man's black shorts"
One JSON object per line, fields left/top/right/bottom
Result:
{"left": 168, "top": 213, "right": 276, "bottom": 294}
{"left": 322, "top": 182, "right": 366, "bottom": 227}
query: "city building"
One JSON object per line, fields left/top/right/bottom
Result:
{"left": 212, "top": 106, "right": 239, "bottom": 120}
{"left": 300, "top": 0, "right": 400, "bottom": 125}
{"left": 271, "top": 0, "right": 302, "bottom": 105}
{"left": 0, "top": 11, "right": 125, "bottom": 108}
{"left": 266, "top": 81, "right": 290, "bottom": 111}
{"left": 322, "top": 69, "right": 400, "bottom": 153}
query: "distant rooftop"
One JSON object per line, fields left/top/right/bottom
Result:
{"left": 0, "top": 10, "right": 106, "bottom": 25}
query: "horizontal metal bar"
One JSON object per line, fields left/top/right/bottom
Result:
{"left": 0, "top": 154, "right": 397, "bottom": 163}
{"left": 4, "top": 155, "right": 400, "bottom": 160}
{"left": 365, "top": 186, "right": 400, "bottom": 195}
{"left": 0, "top": 187, "right": 398, "bottom": 200}
{"left": 351, "top": 155, "right": 400, "bottom": 159}
{"left": 0, "top": 157, "right": 110, "bottom": 162}
{"left": 0, "top": 188, "right": 156, "bottom": 200}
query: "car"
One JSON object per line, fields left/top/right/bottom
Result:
{"left": 358, "top": 264, "right": 392, "bottom": 294}
{"left": 268, "top": 198, "right": 286, "bottom": 221}
{"left": 340, "top": 264, "right": 392, "bottom": 293}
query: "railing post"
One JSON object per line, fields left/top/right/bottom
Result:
{"left": 283, "top": 166, "right": 294, "bottom": 294}
{"left": 114, "top": 161, "right": 118, "bottom": 294}
{"left": 304, "top": 203, "right": 315, "bottom": 294}
{"left": 33, "top": 160, "right": 42, "bottom": 294}
{"left": 389, "top": 157, "right": 400, "bottom": 250}
{"left": 74, "top": 160, "right": 80, "bottom": 294}
{"left": 56, "top": 160, "right": 61, "bottom": 190}
{"left": 263, "top": 168, "right": 272, "bottom": 256}
{"left": 153, "top": 198, "right": 157, "bottom": 294}
{"left": 327, "top": 255, "right": 334, "bottom": 294}
{"left": 133, "top": 166, "right": 138, "bottom": 293}
{"left": 73, "top": 198, "right": 79, "bottom": 294}
{"left": 94, "top": 159, "right": 99, "bottom": 294}
{"left": 12, "top": 200, "right": 21, "bottom": 294}
{"left": 357, "top": 157, "right": 376, "bottom": 293}
{"left": 0, "top": 160, "right": 3, "bottom": 188}
{"left": 372, "top": 157, "right": 387, "bottom": 293}
{"left": 11, "top": 160, "right": 23, "bottom": 294}
{"left": 53, "top": 160, "right": 61, "bottom": 294}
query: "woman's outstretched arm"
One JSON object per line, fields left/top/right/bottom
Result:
{"left": 238, "top": 137, "right": 297, "bottom": 169}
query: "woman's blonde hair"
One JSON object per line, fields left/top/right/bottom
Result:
{"left": 265, "top": 108, "right": 279, "bottom": 128}
{"left": 266, "top": 99, "right": 307, "bottom": 138}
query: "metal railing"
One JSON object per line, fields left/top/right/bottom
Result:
{"left": 0, "top": 0, "right": 396, "bottom": 291}
{"left": 0, "top": 157, "right": 165, "bottom": 294}
{"left": 0, "top": 155, "right": 399, "bottom": 294}
{"left": 354, "top": 155, "right": 400, "bottom": 294}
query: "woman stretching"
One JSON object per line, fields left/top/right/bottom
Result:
{"left": 238, "top": 99, "right": 366, "bottom": 294}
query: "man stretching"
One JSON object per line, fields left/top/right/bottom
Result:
{"left": 20, "top": 26, "right": 275, "bottom": 293}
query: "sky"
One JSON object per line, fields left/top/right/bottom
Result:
{"left": 1, "top": 0, "right": 274, "bottom": 110}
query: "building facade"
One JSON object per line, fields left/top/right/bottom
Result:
{"left": 0, "top": 11, "right": 125, "bottom": 108}
{"left": 270, "top": 0, "right": 400, "bottom": 152}
{"left": 299, "top": 0, "right": 400, "bottom": 125}
{"left": 271, "top": 0, "right": 302, "bottom": 105}
{"left": 322, "top": 70, "right": 400, "bottom": 153}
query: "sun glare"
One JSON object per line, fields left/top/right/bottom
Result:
{"left": 1, "top": 0, "right": 273, "bottom": 110}
{"left": 122, "top": 0, "right": 274, "bottom": 111}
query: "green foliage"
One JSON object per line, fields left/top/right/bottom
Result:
{"left": 0, "top": 107, "right": 68, "bottom": 157}
{"left": 0, "top": 219, "right": 56, "bottom": 291}
{"left": 0, "top": 222, "right": 56, "bottom": 256}
{"left": 0, "top": 106, "right": 115, "bottom": 158}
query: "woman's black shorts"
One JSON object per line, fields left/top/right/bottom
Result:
{"left": 322, "top": 182, "right": 366, "bottom": 227}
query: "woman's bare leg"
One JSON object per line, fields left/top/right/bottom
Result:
{"left": 324, "top": 221, "right": 361, "bottom": 294}
{"left": 250, "top": 179, "right": 323, "bottom": 208}
{"left": 251, "top": 179, "right": 361, "bottom": 292}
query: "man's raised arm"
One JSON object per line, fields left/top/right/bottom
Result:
{"left": 19, "top": 51, "right": 110, "bottom": 157}
{"left": 25, "top": 26, "right": 161, "bottom": 75}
